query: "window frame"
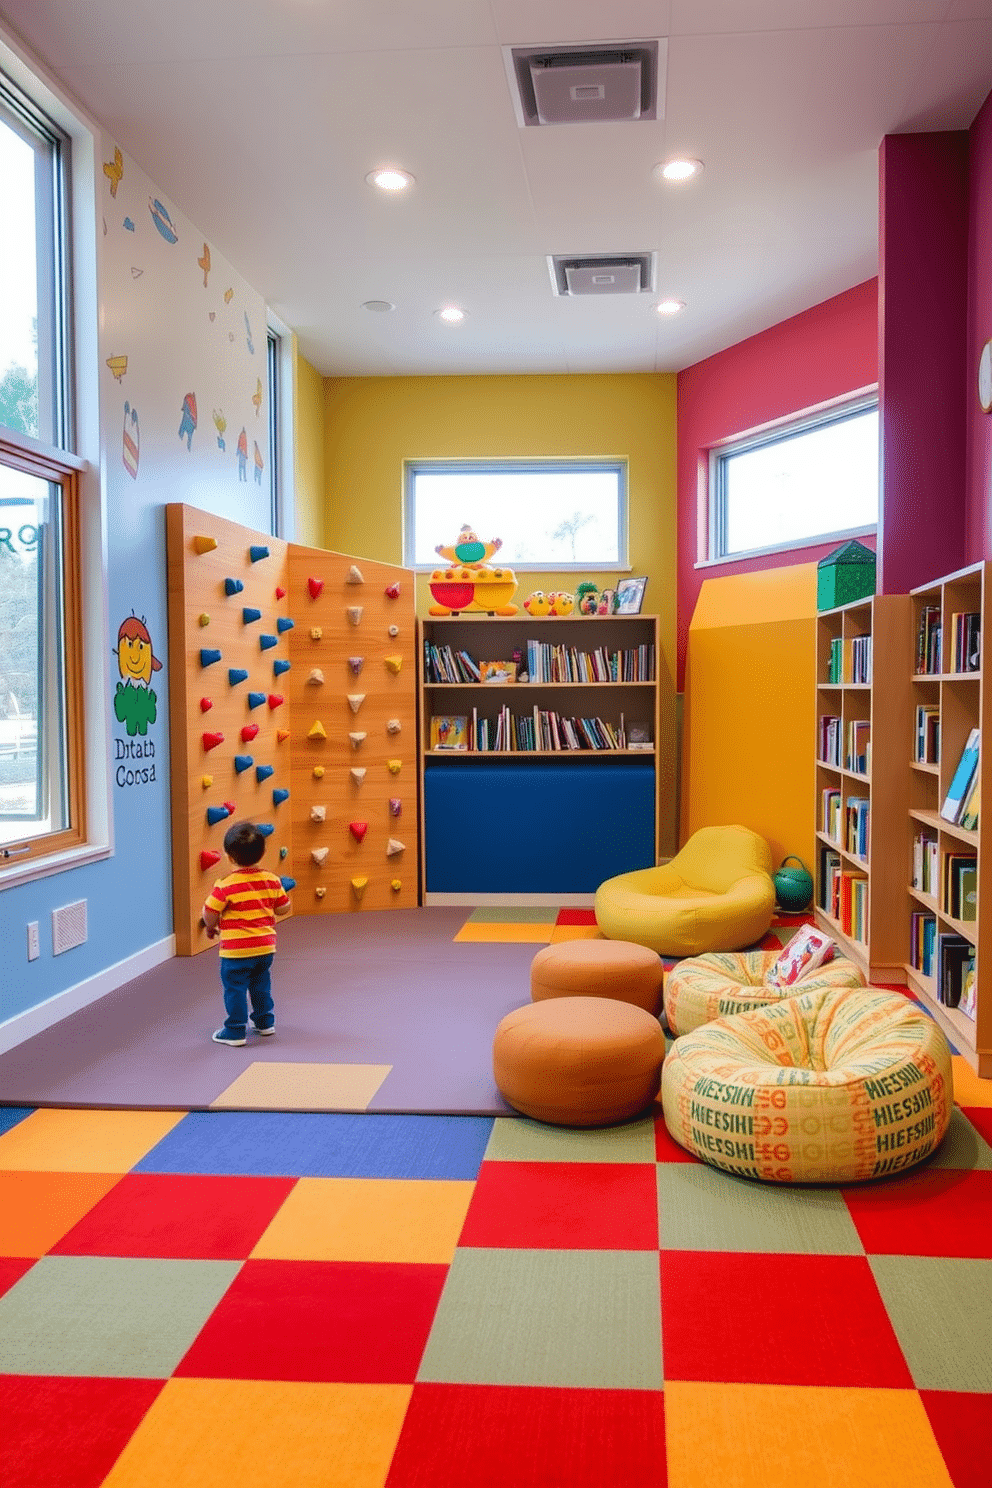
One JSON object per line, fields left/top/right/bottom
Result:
{"left": 403, "top": 457, "right": 630, "bottom": 573}
{"left": 704, "top": 391, "right": 879, "bottom": 566}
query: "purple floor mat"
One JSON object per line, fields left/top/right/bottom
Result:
{"left": 0, "top": 909, "right": 525, "bottom": 1115}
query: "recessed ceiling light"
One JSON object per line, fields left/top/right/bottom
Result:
{"left": 362, "top": 300, "right": 395, "bottom": 312}
{"left": 655, "top": 158, "right": 703, "bottom": 182}
{"left": 436, "top": 306, "right": 467, "bottom": 324}
{"left": 656, "top": 299, "right": 684, "bottom": 316}
{"left": 366, "top": 167, "right": 415, "bottom": 192}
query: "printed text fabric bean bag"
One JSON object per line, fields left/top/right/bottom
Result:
{"left": 662, "top": 985, "right": 952, "bottom": 1184}
{"left": 663, "top": 949, "right": 866, "bottom": 1036}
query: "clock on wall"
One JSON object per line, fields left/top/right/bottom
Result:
{"left": 980, "top": 337, "right": 992, "bottom": 414}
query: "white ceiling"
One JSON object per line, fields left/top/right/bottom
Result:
{"left": 3, "top": 0, "right": 992, "bottom": 377}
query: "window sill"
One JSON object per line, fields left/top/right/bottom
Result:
{"left": 695, "top": 524, "right": 876, "bottom": 570}
{"left": 0, "top": 838, "right": 112, "bottom": 891}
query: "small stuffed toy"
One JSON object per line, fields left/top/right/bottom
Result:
{"left": 576, "top": 582, "right": 599, "bottom": 615}
{"left": 524, "top": 590, "right": 552, "bottom": 616}
{"left": 548, "top": 591, "right": 575, "bottom": 616}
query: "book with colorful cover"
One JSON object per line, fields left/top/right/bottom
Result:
{"left": 430, "top": 715, "right": 469, "bottom": 750}
{"left": 940, "top": 728, "right": 980, "bottom": 822}
{"left": 959, "top": 768, "right": 981, "bottom": 831}
{"left": 480, "top": 660, "right": 517, "bottom": 684}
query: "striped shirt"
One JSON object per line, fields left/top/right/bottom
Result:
{"left": 204, "top": 868, "right": 290, "bottom": 959}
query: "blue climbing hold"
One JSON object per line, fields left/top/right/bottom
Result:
{"left": 225, "top": 577, "right": 244, "bottom": 595}
{"left": 276, "top": 616, "right": 294, "bottom": 633}
{"left": 249, "top": 545, "right": 270, "bottom": 563}
{"left": 272, "top": 787, "right": 289, "bottom": 805}
{"left": 242, "top": 606, "right": 262, "bottom": 624}
{"left": 200, "top": 648, "right": 222, "bottom": 668}
{"left": 206, "top": 804, "right": 231, "bottom": 826}
{"left": 247, "top": 692, "right": 267, "bottom": 709}
{"left": 259, "top": 634, "right": 278, "bottom": 651}
{"left": 256, "top": 823, "right": 275, "bottom": 837}
{"left": 228, "top": 668, "right": 249, "bottom": 686}
{"left": 234, "top": 755, "right": 254, "bottom": 773}
{"left": 280, "top": 876, "right": 296, "bottom": 891}
{"left": 273, "top": 658, "right": 291, "bottom": 676}
{"left": 256, "top": 763, "right": 275, "bottom": 782}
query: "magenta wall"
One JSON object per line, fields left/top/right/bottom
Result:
{"left": 675, "top": 280, "right": 878, "bottom": 687}
{"left": 967, "top": 91, "right": 992, "bottom": 562}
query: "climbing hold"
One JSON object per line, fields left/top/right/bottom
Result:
{"left": 347, "top": 606, "right": 363, "bottom": 626}
{"left": 350, "top": 821, "right": 368, "bottom": 843}
{"left": 198, "top": 613, "right": 211, "bottom": 627}
{"left": 386, "top": 839, "right": 406, "bottom": 857}
{"left": 275, "top": 586, "right": 286, "bottom": 599}
{"left": 350, "top": 767, "right": 366, "bottom": 784}
{"left": 307, "top": 668, "right": 324, "bottom": 685}
{"left": 234, "top": 755, "right": 253, "bottom": 773}
{"left": 206, "top": 804, "right": 232, "bottom": 826}
{"left": 256, "top": 763, "right": 274, "bottom": 782}
{"left": 312, "top": 847, "right": 329, "bottom": 866}
{"left": 386, "top": 718, "right": 401, "bottom": 734}
{"left": 387, "top": 759, "right": 402, "bottom": 775}
{"left": 241, "top": 724, "right": 259, "bottom": 742}
{"left": 308, "top": 576, "right": 324, "bottom": 599}
{"left": 242, "top": 607, "right": 262, "bottom": 624}
{"left": 347, "top": 694, "right": 365, "bottom": 713}
{"left": 200, "top": 697, "right": 213, "bottom": 712}
{"left": 256, "top": 823, "right": 275, "bottom": 836}
{"left": 351, "top": 877, "right": 368, "bottom": 900}
{"left": 193, "top": 535, "right": 218, "bottom": 555}
{"left": 200, "top": 648, "right": 222, "bottom": 668}
{"left": 347, "top": 565, "right": 364, "bottom": 585}
{"left": 308, "top": 720, "right": 326, "bottom": 739}
{"left": 390, "top": 879, "right": 402, "bottom": 892}
{"left": 276, "top": 616, "right": 294, "bottom": 633}
{"left": 224, "top": 577, "right": 244, "bottom": 596}
{"left": 200, "top": 849, "right": 222, "bottom": 870}
{"left": 310, "top": 627, "right": 322, "bottom": 641}
{"left": 272, "top": 787, "right": 289, "bottom": 805}
{"left": 384, "top": 655, "right": 403, "bottom": 675}
{"left": 279, "top": 846, "right": 288, "bottom": 859}
{"left": 259, "top": 634, "right": 278, "bottom": 651}
{"left": 267, "top": 693, "right": 284, "bottom": 709}
{"left": 315, "top": 886, "right": 327, "bottom": 899}
{"left": 247, "top": 691, "right": 267, "bottom": 709}
{"left": 276, "top": 728, "right": 291, "bottom": 742}
{"left": 349, "top": 732, "right": 367, "bottom": 749}
{"left": 389, "top": 798, "right": 401, "bottom": 816}
{"left": 313, "top": 766, "right": 325, "bottom": 779}
{"left": 202, "top": 732, "right": 224, "bottom": 751}
{"left": 273, "top": 658, "right": 291, "bottom": 676}
{"left": 201, "top": 775, "right": 213, "bottom": 790}
{"left": 280, "top": 876, "right": 296, "bottom": 891}
{"left": 385, "top": 581, "right": 401, "bottom": 599}
{"left": 348, "top": 656, "right": 364, "bottom": 674}
{"left": 228, "top": 668, "right": 248, "bottom": 686}
{"left": 249, "top": 544, "right": 270, "bottom": 562}
{"left": 311, "top": 805, "right": 326, "bottom": 823}
{"left": 388, "top": 624, "right": 399, "bottom": 637}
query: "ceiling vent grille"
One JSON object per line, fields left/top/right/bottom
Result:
{"left": 548, "top": 253, "right": 656, "bottom": 297}
{"left": 504, "top": 39, "right": 665, "bottom": 126}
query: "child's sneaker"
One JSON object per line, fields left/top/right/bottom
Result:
{"left": 253, "top": 1020, "right": 276, "bottom": 1036}
{"left": 212, "top": 1027, "right": 246, "bottom": 1046}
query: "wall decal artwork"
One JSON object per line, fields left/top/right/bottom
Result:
{"left": 148, "top": 196, "right": 179, "bottom": 244}
{"left": 244, "top": 311, "right": 255, "bottom": 354}
{"left": 254, "top": 442, "right": 264, "bottom": 485}
{"left": 103, "top": 146, "right": 123, "bottom": 196}
{"left": 252, "top": 378, "right": 263, "bottom": 417}
{"left": 212, "top": 410, "right": 226, "bottom": 450}
{"left": 124, "top": 219, "right": 135, "bottom": 233}
{"left": 113, "top": 613, "right": 162, "bottom": 737}
{"left": 106, "top": 355, "right": 127, "bottom": 382}
{"left": 178, "top": 391, "right": 197, "bottom": 450}
{"left": 122, "top": 401, "right": 140, "bottom": 478}
{"left": 224, "top": 287, "right": 234, "bottom": 303}
{"left": 237, "top": 427, "right": 248, "bottom": 481}
{"left": 198, "top": 242, "right": 211, "bottom": 287}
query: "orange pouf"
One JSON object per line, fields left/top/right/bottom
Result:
{"left": 493, "top": 996, "right": 666, "bottom": 1128}
{"left": 530, "top": 939, "right": 664, "bottom": 1014}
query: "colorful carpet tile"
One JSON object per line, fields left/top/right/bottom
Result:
{"left": 2, "top": 1100, "right": 992, "bottom": 1487}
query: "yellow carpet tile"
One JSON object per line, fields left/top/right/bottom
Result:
{"left": 251, "top": 1176, "right": 475, "bottom": 1264}
{"left": 0, "top": 1107, "right": 184, "bottom": 1172}
{"left": 952, "top": 1055, "right": 992, "bottom": 1108}
{"left": 210, "top": 1062, "right": 391, "bottom": 1111}
{"left": 454, "top": 922, "right": 554, "bottom": 943}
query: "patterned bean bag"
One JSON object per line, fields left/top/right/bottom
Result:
{"left": 662, "top": 985, "right": 952, "bottom": 1184}
{"left": 663, "top": 948, "right": 866, "bottom": 1036}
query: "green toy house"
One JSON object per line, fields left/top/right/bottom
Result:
{"left": 816, "top": 539, "right": 877, "bottom": 611}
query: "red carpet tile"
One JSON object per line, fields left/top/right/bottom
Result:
{"left": 174, "top": 1257, "right": 448, "bottom": 1382}
{"left": 50, "top": 1173, "right": 296, "bottom": 1260}
{"left": 842, "top": 1169, "right": 992, "bottom": 1258}
{"left": 659, "top": 1250, "right": 914, "bottom": 1388}
{"left": 385, "top": 1382, "right": 668, "bottom": 1488}
{"left": 921, "top": 1390, "right": 992, "bottom": 1488}
{"left": 554, "top": 908, "right": 599, "bottom": 925}
{"left": 0, "top": 1256, "right": 35, "bottom": 1298}
{"left": 457, "top": 1161, "right": 659, "bottom": 1250}
{"left": 1, "top": 1375, "right": 164, "bottom": 1488}
{"left": 654, "top": 1115, "right": 701, "bottom": 1164}
{"left": 961, "top": 1106, "right": 992, "bottom": 1146}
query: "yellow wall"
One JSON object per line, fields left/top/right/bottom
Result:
{"left": 322, "top": 372, "right": 679, "bottom": 852}
{"left": 293, "top": 344, "right": 326, "bottom": 549}
{"left": 681, "top": 563, "right": 816, "bottom": 873}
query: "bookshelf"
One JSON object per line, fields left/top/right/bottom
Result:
{"left": 905, "top": 563, "right": 991, "bottom": 1078}
{"left": 813, "top": 593, "right": 913, "bottom": 984}
{"left": 419, "top": 614, "right": 661, "bottom": 901}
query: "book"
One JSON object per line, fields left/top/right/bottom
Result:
{"left": 959, "top": 769, "right": 981, "bottom": 831}
{"left": 480, "top": 660, "right": 517, "bottom": 684}
{"left": 430, "top": 714, "right": 468, "bottom": 750}
{"left": 940, "top": 728, "right": 980, "bottom": 822}
{"left": 960, "top": 954, "right": 977, "bottom": 1019}
{"left": 936, "top": 933, "right": 972, "bottom": 1008}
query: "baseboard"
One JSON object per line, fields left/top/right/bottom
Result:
{"left": 424, "top": 892, "right": 596, "bottom": 907}
{"left": 0, "top": 935, "right": 176, "bottom": 1054}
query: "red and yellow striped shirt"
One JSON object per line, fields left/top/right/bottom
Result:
{"left": 204, "top": 868, "right": 290, "bottom": 959}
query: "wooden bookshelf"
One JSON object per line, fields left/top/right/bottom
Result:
{"left": 904, "top": 563, "right": 990, "bottom": 1078}
{"left": 813, "top": 593, "right": 913, "bottom": 985}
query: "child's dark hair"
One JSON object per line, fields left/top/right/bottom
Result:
{"left": 223, "top": 821, "right": 266, "bottom": 866}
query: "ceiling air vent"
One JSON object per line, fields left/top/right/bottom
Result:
{"left": 548, "top": 253, "right": 656, "bottom": 298}
{"left": 504, "top": 39, "right": 665, "bottom": 126}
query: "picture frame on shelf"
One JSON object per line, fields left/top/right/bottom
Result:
{"left": 615, "top": 576, "right": 647, "bottom": 614}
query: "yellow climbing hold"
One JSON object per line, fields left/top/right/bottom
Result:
{"left": 308, "top": 720, "right": 327, "bottom": 740}
{"left": 387, "top": 759, "right": 402, "bottom": 775}
{"left": 384, "top": 655, "right": 403, "bottom": 675}
{"left": 390, "top": 879, "right": 402, "bottom": 892}
{"left": 313, "top": 766, "right": 325, "bottom": 779}
{"left": 201, "top": 775, "right": 213, "bottom": 789}
{"left": 198, "top": 613, "right": 210, "bottom": 626}
{"left": 193, "top": 535, "right": 218, "bottom": 554}
{"left": 351, "top": 876, "right": 368, "bottom": 900}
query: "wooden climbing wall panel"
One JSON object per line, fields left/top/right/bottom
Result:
{"left": 287, "top": 545, "right": 418, "bottom": 915}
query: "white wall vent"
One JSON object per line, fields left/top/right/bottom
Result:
{"left": 548, "top": 253, "right": 656, "bottom": 297}
{"left": 52, "top": 899, "right": 88, "bottom": 955}
{"left": 503, "top": 39, "right": 665, "bottom": 127}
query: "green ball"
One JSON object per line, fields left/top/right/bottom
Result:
{"left": 774, "top": 860, "right": 813, "bottom": 912}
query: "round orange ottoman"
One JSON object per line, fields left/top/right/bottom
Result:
{"left": 530, "top": 939, "right": 664, "bottom": 1014}
{"left": 493, "top": 996, "right": 666, "bottom": 1127}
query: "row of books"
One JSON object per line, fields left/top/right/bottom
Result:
{"left": 817, "top": 716, "right": 870, "bottom": 775}
{"left": 910, "top": 912, "right": 936, "bottom": 977}
{"left": 911, "top": 833, "right": 939, "bottom": 897}
{"left": 915, "top": 605, "right": 942, "bottom": 674}
{"left": 818, "top": 715, "right": 842, "bottom": 767}
{"left": 913, "top": 606, "right": 981, "bottom": 674}
{"left": 524, "top": 640, "right": 655, "bottom": 684}
{"left": 423, "top": 644, "right": 486, "bottom": 684}
{"left": 910, "top": 839, "right": 976, "bottom": 917}
{"left": 939, "top": 728, "right": 980, "bottom": 828}
{"left": 825, "top": 634, "right": 872, "bottom": 684}
{"left": 909, "top": 920, "right": 977, "bottom": 1019}
{"left": 949, "top": 611, "right": 981, "bottom": 673}
{"left": 819, "top": 850, "right": 868, "bottom": 941}
{"left": 914, "top": 705, "right": 940, "bottom": 765}
{"left": 429, "top": 709, "right": 647, "bottom": 753}
{"left": 819, "top": 789, "right": 869, "bottom": 858}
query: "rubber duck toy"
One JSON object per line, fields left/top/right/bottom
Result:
{"left": 524, "top": 590, "right": 552, "bottom": 616}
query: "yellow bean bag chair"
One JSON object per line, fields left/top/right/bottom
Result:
{"left": 662, "top": 985, "right": 952, "bottom": 1184}
{"left": 595, "top": 825, "right": 776, "bottom": 957}
{"left": 664, "top": 948, "right": 866, "bottom": 1036}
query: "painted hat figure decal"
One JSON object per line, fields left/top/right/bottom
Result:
{"left": 113, "top": 613, "right": 162, "bottom": 736}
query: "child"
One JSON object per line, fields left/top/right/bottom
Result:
{"left": 202, "top": 820, "right": 292, "bottom": 1045}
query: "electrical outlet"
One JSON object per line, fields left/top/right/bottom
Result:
{"left": 27, "top": 922, "right": 39, "bottom": 961}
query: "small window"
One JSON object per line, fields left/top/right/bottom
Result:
{"left": 266, "top": 327, "right": 279, "bottom": 535}
{"left": 708, "top": 398, "right": 878, "bottom": 561}
{"left": 405, "top": 460, "right": 628, "bottom": 571}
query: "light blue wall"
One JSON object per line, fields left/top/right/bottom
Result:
{"left": 0, "top": 136, "right": 273, "bottom": 1025}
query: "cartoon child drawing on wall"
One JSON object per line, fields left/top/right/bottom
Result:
{"left": 113, "top": 614, "right": 162, "bottom": 736}
{"left": 237, "top": 426, "right": 248, "bottom": 481}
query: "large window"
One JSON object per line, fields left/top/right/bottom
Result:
{"left": 405, "top": 460, "right": 628, "bottom": 571}
{"left": 708, "top": 397, "right": 878, "bottom": 561}
{"left": 0, "top": 69, "right": 83, "bottom": 870}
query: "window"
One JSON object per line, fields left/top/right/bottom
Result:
{"left": 266, "top": 326, "right": 279, "bottom": 536}
{"left": 708, "top": 397, "right": 878, "bottom": 561}
{"left": 405, "top": 460, "right": 628, "bottom": 570}
{"left": 0, "top": 68, "right": 84, "bottom": 870}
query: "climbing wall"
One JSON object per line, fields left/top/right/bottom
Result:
{"left": 166, "top": 503, "right": 418, "bottom": 954}
{"left": 287, "top": 544, "right": 417, "bottom": 914}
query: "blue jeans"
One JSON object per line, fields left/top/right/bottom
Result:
{"left": 220, "top": 954, "right": 275, "bottom": 1035}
